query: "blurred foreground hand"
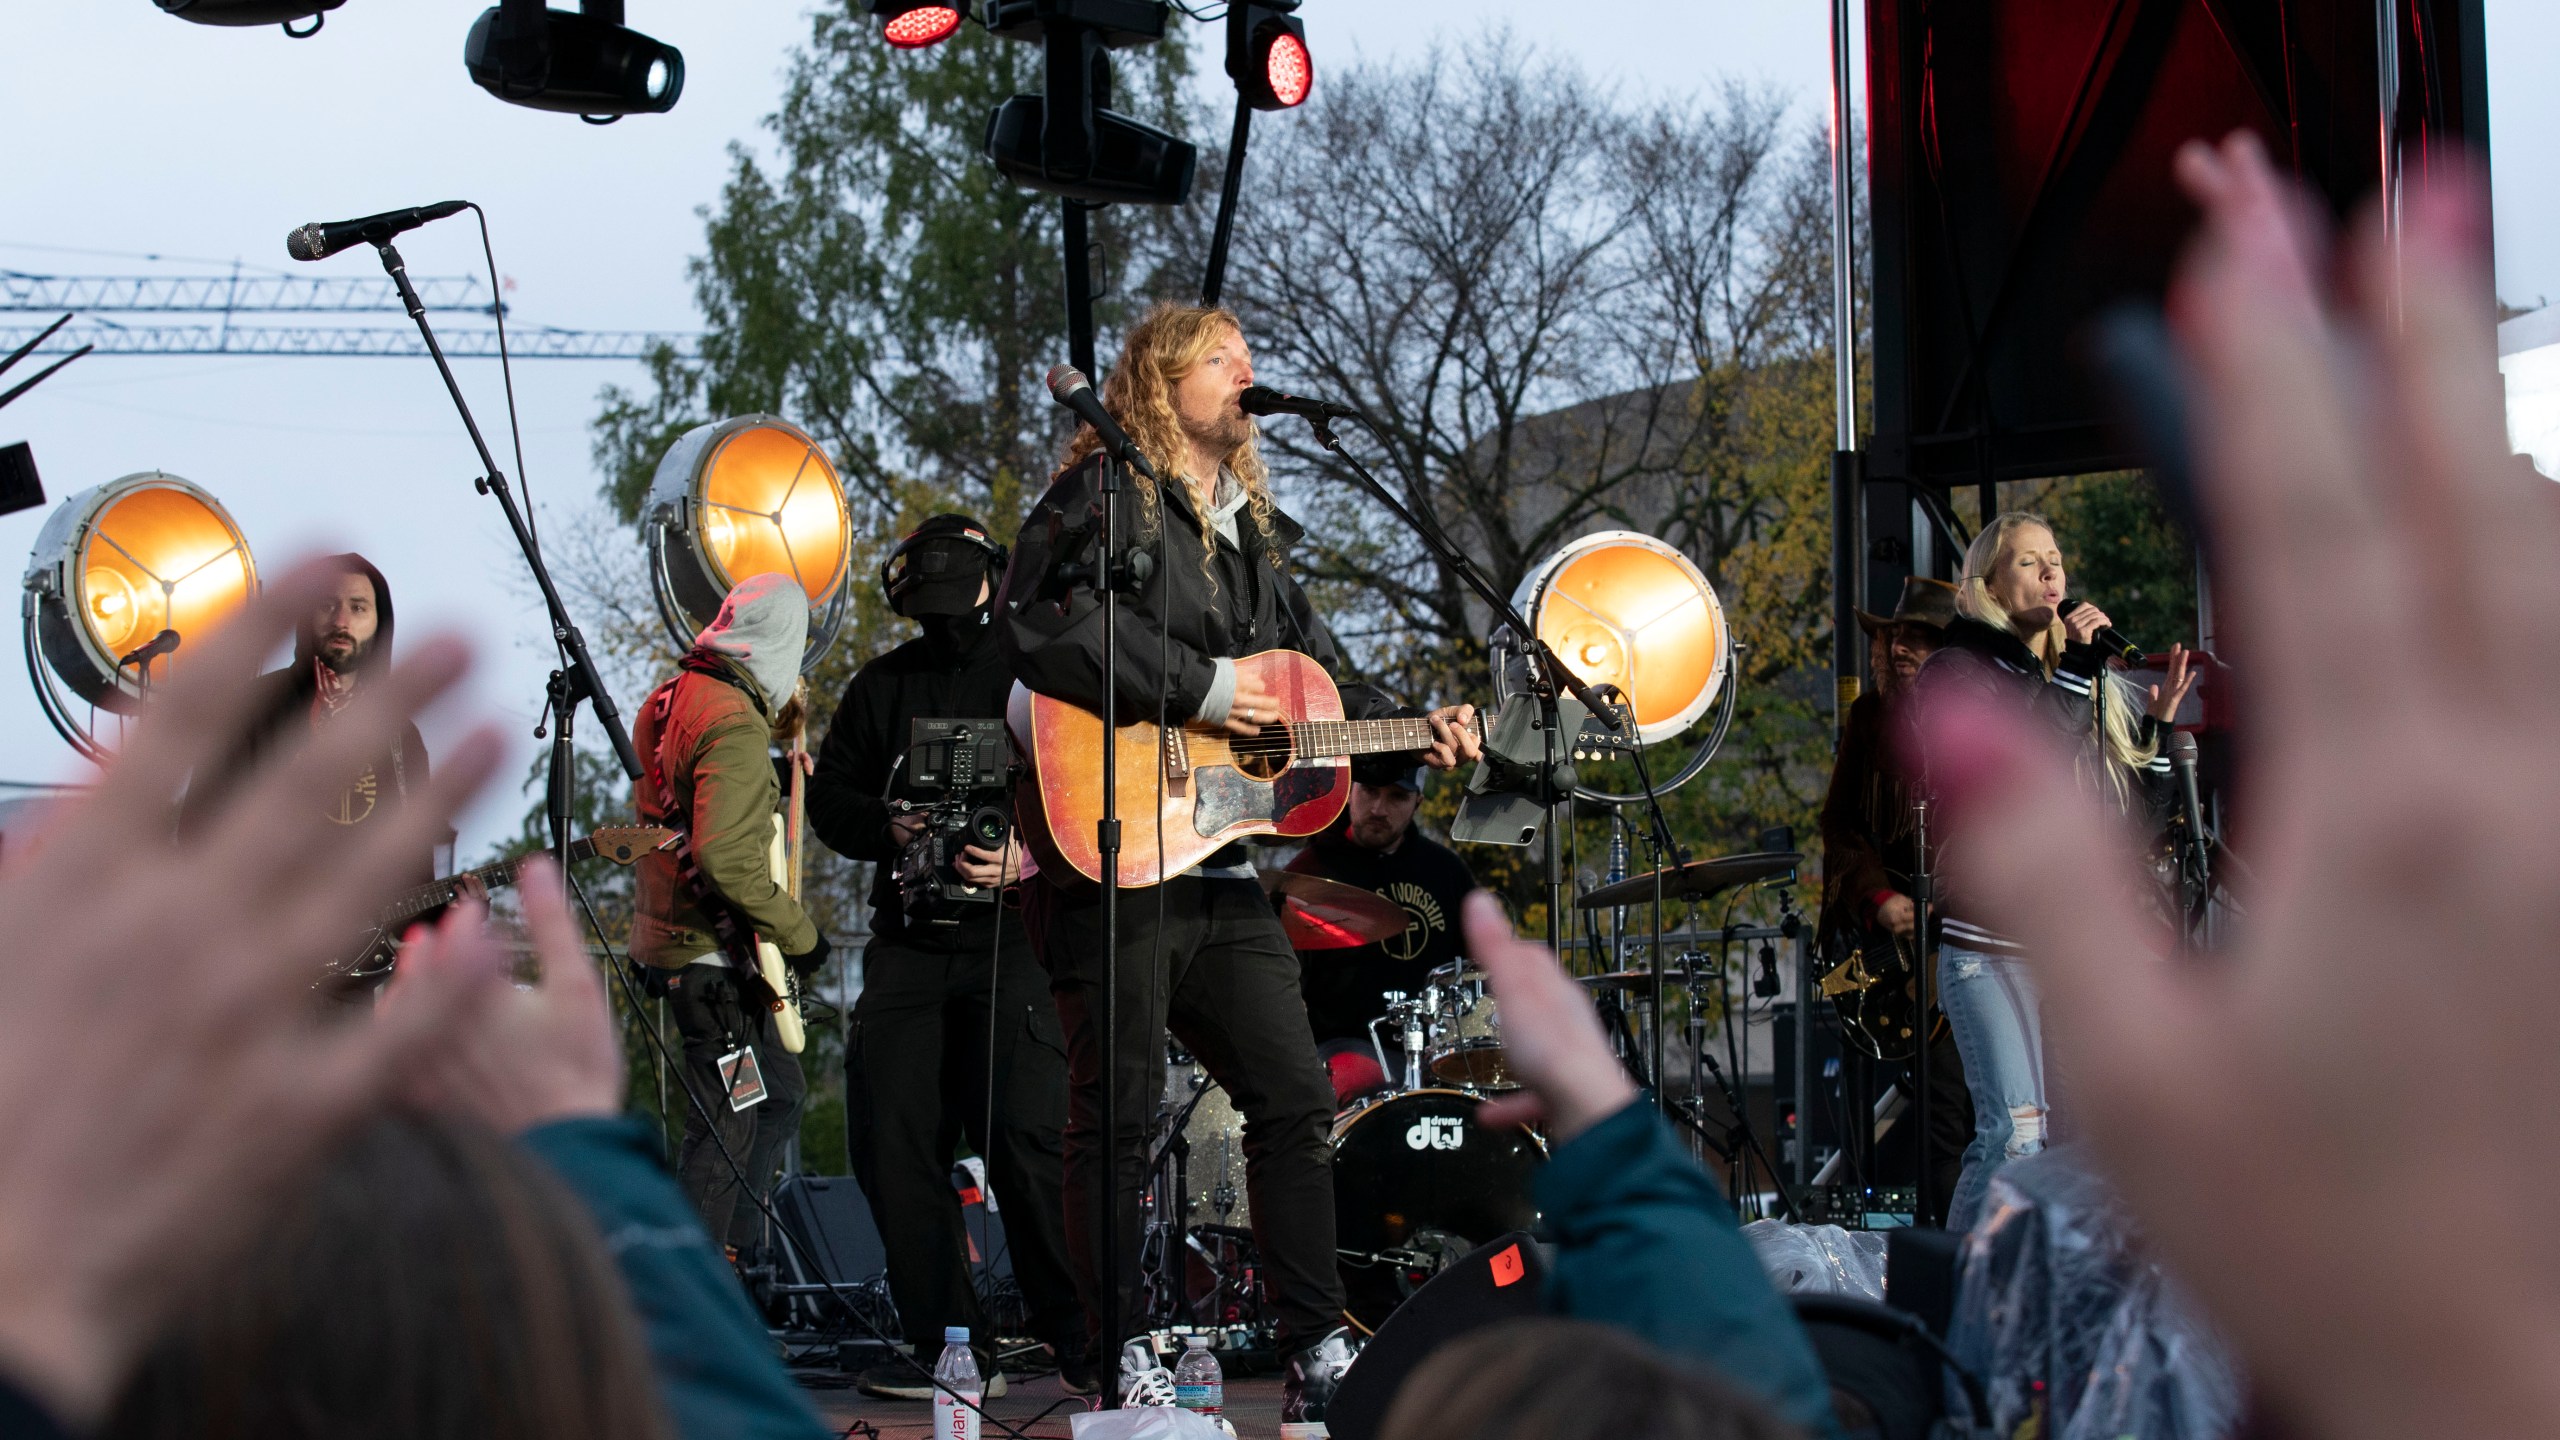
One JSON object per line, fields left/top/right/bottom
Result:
{"left": 1914, "top": 132, "right": 2560, "bottom": 1440}
{"left": 0, "top": 560, "right": 506, "bottom": 1427}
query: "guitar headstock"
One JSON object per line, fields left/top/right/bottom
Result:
{"left": 586, "top": 825, "right": 679, "bottom": 866}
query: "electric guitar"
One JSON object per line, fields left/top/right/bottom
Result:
{"left": 752, "top": 717, "right": 811, "bottom": 1055}
{"left": 1009, "top": 649, "right": 1481, "bottom": 887}
{"left": 333, "top": 825, "right": 677, "bottom": 980}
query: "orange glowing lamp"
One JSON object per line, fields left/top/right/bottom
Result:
{"left": 1510, "top": 531, "right": 1728, "bottom": 746}
{"left": 644, "top": 415, "right": 852, "bottom": 667}
{"left": 22, "top": 472, "right": 257, "bottom": 757}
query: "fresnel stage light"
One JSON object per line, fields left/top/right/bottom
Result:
{"left": 643, "top": 416, "right": 853, "bottom": 670}
{"left": 22, "top": 472, "right": 258, "bottom": 760}
{"left": 465, "top": 0, "right": 684, "bottom": 119}
{"left": 1511, "top": 530, "right": 1729, "bottom": 747}
{"left": 869, "top": 0, "right": 969, "bottom": 49}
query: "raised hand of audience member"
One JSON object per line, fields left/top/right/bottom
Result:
{"left": 389, "top": 857, "right": 625, "bottom": 1135}
{"left": 1914, "top": 131, "right": 2560, "bottom": 1440}
{"left": 1465, "top": 892, "right": 1639, "bottom": 1141}
{"left": 0, "top": 560, "right": 505, "bottom": 1429}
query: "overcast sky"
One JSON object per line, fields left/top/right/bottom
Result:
{"left": 2, "top": 2, "right": 2553, "bottom": 861}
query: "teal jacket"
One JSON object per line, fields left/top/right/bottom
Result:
{"left": 1539, "top": 1100, "right": 1844, "bottom": 1439}
{"left": 521, "top": 1116, "right": 830, "bottom": 1440}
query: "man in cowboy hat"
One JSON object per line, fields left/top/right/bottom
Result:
{"left": 1819, "top": 575, "right": 1969, "bottom": 1217}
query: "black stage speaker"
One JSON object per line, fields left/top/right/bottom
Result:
{"left": 1324, "top": 1233, "right": 1548, "bottom": 1440}
{"left": 772, "top": 1174, "right": 888, "bottom": 1286}
{"left": 1862, "top": 0, "right": 2491, "bottom": 568}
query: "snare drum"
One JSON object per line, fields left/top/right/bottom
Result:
{"left": 1330, "top": 1088, "right": 1543, "bottom": 1330}
{"left": 1424, "top": 960, "right": 1515, "bottom": 1089}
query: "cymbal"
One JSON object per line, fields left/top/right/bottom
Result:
{"left": 1575, "top": 850, "right": 1801, "bottom": 910}
{"left": 1580, "top": 964, "right": 1708, "bottom": 995}
{"left": 1259, "top": 870, "right": 1409, "bottom": 950}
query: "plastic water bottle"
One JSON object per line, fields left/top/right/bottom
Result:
{"left": 1173, "top": 1335, "right": 1224, "bottom": 1418}
{"left": 933, "top": 1325, "right": 981, "bottom": 1440}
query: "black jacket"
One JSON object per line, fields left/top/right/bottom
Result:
{"left": 1818, "top": 689, "right": 1923, "bottom": 944}
{"left": 808, "top": 619, "right": 1019, "bottom": 948}
{"left": 995, "top": 453, "right": 1391, "bottom": 729}
{"left": 1912, "top": 614, "right": 2174, "bottom": 952}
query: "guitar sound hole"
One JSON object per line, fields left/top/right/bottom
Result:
{"left": 1227, "top": 734, "right": 1293, "bottom": 781}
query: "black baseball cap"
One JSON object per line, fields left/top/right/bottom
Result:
{"left": 882, "top": 514, "right": 1006, "bottom": 617}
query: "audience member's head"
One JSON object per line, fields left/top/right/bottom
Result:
{"left": 102, "top": 1109, "right": 669, "bottom": 1440}
{"left": 1379, "top": 1319, "right": 1804, "bottom": 1440}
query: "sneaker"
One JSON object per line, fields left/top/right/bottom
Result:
{"left": 1280, "top": 1326, "right": 1361, "bottom": 1424}
{"left": 1120, "top": 1340, "right": 1177, "bottom": 1407}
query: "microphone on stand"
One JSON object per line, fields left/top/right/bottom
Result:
{"left": 119, "top": 629, "right": 180, "bottom": 671}
{"left": 2167, "top": 730, "right": 2208, "bottom": 850}
{"left": 1043, "top": 365, "right": 1159, "bottom": 482}
{"left": 286, "top": 201, "right": 469, "bottom": 262}
{"left": 1238, "top": 383, "right": 1359, "bottom": 421}
{"left": 2057, "top": 596, "right": 2147, "bottom": 665}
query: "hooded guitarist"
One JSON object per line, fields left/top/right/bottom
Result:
{"left": 632, "top": 572, "right": 832, "bottom": 1252}
{"left": 997, "top": 303, "right": 1478, "bottom": 1419}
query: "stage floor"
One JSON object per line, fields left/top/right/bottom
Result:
{"left": 805, "top": 1372, "right": 1289, "bottom": 1438}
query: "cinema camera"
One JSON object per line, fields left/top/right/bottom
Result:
{"left": 893, "top": 717, "right": 1015, "bottom": 924}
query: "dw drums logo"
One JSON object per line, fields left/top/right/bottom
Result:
{"left": 1406, "top": 1115, "right": 1465, "bottom": 1151}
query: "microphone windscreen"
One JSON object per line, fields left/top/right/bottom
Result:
{"left": 2166, "top": 730, "right": 2198, "bottom": 763}
{"left": 285, "top": 224, "right": 328, "bottom": 262}
{"left": 1044, "top": 364, "right": 1089, "bottom": 400}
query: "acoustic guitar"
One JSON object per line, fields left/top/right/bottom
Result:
{"left": 1009, "top": 649, "right": 1479, "bottom": 887}
{"left": 333, "top": 824, "right": 677, "bottom": 980}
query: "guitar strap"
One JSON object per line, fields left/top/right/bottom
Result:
{"left": 641, "top": 668, "right": 773, "bottom": 1014}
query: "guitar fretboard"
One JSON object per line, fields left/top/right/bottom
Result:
{"left": 378, "top": 857, "right": 525, "bottom": 928}
{"left": 1281, "top": 717, "right": 1458, "bottom": 759}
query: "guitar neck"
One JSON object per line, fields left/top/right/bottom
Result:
{"left": 377, "top": 837, "right": 597, "bottom": 928}
{"left": 1280, "top": 715, "right": 1474, "bottom": 760}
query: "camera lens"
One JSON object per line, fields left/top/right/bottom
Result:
{"left": 968, "top": 804, "right": 1011, "bottom": 847}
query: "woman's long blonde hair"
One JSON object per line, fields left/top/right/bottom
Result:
{"left": 1057, "top": 303, "right": 1281, "bottom": 581}
{"left": 1959, "top": 510, "right": 2159, "bottom": 801}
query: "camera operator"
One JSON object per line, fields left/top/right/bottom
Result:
{"left": 807, "top": 515, "right": 1088, "bottom": 1398}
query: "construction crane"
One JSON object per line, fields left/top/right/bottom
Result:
{"left": 0, "top": 270, "right": 699, "bottom": 360}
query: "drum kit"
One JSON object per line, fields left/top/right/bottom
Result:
{"left": 1140, "top": 851, "right": 1797, "bottom": 1343}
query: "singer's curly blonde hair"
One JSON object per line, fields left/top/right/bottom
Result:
{"left": 1058, "top": 303, "right": 1280, "bottom": 581}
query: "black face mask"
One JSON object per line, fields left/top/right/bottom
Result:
{"left": 918, "top": 604, "right": 993, "bottom": 658}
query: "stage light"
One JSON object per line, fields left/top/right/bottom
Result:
{"left": 985, "top": 96, "right": 1196, "bottom": 206}
{"left": 21, "top": 472, "right": 258, "bottom": 759}
{"left": 1511, "top": 530, "right": 1728, "bottom": 746}
{"left": 1227, "top": 1, "right": 1311, "bottom": 111}
{"left": 871, "top": 0, "right": 967, "bottom": 48}
{"left": 643, "top": 416, "right": 852, "bottom": 669}
{"left": 156, "top": 0, "right": 342, "bottom": 34}
{"left": 464, "top": 0, "right": 684, "bottom": 120}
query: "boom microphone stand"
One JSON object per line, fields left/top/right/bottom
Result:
{"left": 1299, "top": 413, "right": 1612, "bottom": 957}
{"left": 374, "top": 239, "right": 644, "bottom": 850}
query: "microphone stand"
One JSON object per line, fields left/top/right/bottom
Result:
{"left": 1910, "top": 794, "right": 1937, "bottom": 1229}
{"left": 373, "top": 239, "right": 644, "bottom": 870}
{"left": 1095, "top": 449, "right": 1125, "bottom": 1401}
{"left": 1302, "top": 414, "right": 1611, "bottom": 958}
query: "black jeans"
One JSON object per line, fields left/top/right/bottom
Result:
{"left": 846, "top": 927, "right": 1084, "bottom": 1354}
{"left": 1027, "top": 874, "right": 1344, "bottom": 1351}
{"left": 668, "top": 962, "right": 808, "bottom": 1250}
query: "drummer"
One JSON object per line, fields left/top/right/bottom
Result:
{"left": 1287, "top": 747, "right": 1480, "bottom": 1103}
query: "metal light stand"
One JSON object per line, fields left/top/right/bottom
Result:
{"left": 373, "top": 239, "right": 643, "bottom": 860}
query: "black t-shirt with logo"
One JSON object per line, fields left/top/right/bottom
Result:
{"left": 1286, "top": 826, "right": 1479, "bottom": 1045}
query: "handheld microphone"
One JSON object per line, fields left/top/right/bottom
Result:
{"left": 1044, "top": 365, "right": 1158, "bottom": 481}
{"left": 286, "top": 200, "right": 469, "bottom": 263}
{"left": 1238, "top": 384, "right": 1359, "bottom": 422}
{"left": 2056, "top": 597, "right": 2146, "bottom": 665}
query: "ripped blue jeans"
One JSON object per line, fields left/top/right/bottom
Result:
{"left": 1936, "top": 943, "right": 2047, "bottom": 1233}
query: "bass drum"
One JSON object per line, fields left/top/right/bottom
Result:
{"left": 1330, "top": 1089, "right": 1544, "bottom": 1332}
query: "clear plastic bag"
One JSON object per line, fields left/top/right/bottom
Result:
{"left": 1942, "top": 1146, "right": 2242, "bottom": 1440}
{"left": 1743, "top": 1218, "right": 1890, "bottom": 1302}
